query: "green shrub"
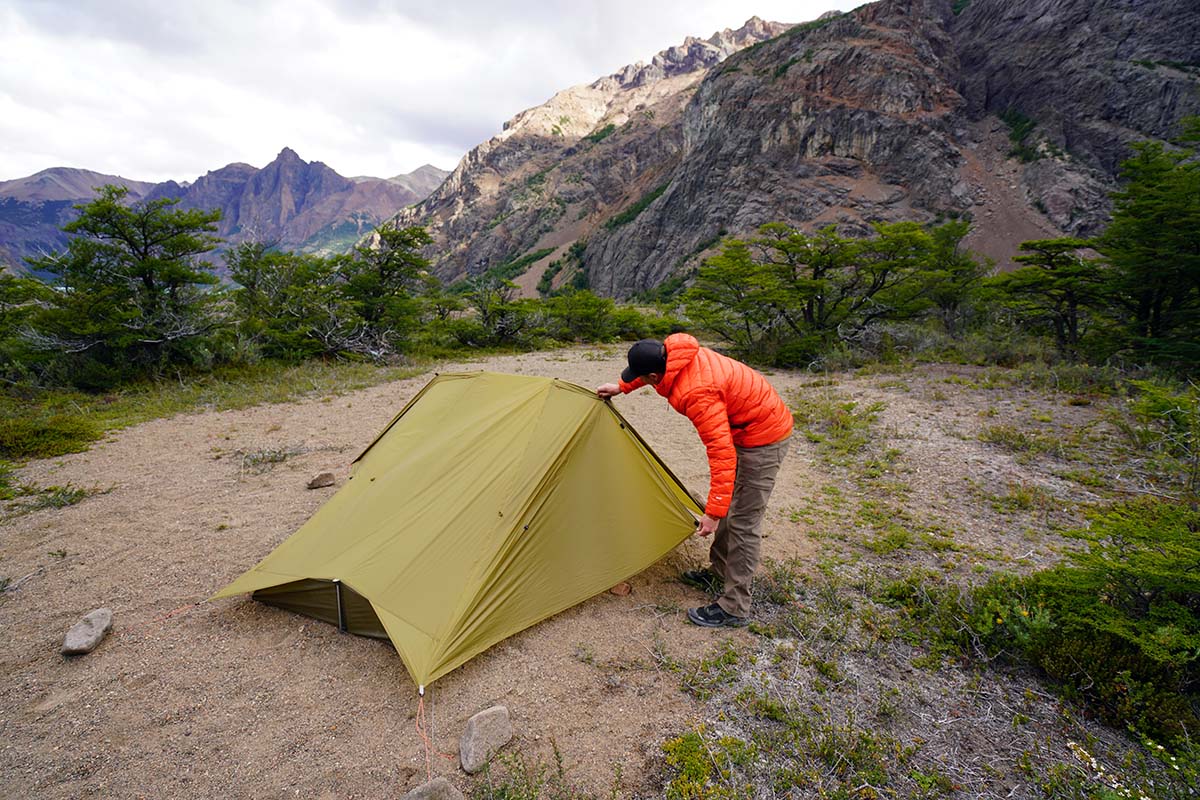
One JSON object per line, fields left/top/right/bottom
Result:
{"left": 604, "top": 183, "right": 669, "bottom": 229}
{"left": 0, "top": 460, "right": 16, "bottom": 500}
{"left": 1000, "top": 108, "right": 1040, "bottom": 162}
{"left": 0, "top": 414, "right": 100, "bottom": 460}
{"left": 773, "top": 57, "right": 800, "bottom": 79}
{"left": 584, "top": 123, "right": 616, "bottom": 144}
{"left": 662, "top": 727, "right": 755, "bottom": 800}
{"left": 489, "top": 248, "right": 556, "bottom": 283}
{"left": 1115, "top": 379, "right": 1200, "bottom": 497}
{"left": 927, "top": 499, "right": 1200, "bottom": 744}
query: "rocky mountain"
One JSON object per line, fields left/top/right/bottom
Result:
{"left": 394, "top": 0, "right": 1200, "bottom": 298}
{"left": 142, "top": 148, "right": 450, "bottom": 256}
{"left": 357, "top": 164, "right": 450, "bottom": 199}
{"left": 0, "top": 154, "right": 449, "bottom": 270}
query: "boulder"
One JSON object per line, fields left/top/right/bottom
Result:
{"left": 61, "top": 608, "right": 113, "bottom": 656}
{"left": 400, "top": 777, "right": 464, "bottom": 800}
{"left": 459, "top": 705, "right": 513, "bottom": 774}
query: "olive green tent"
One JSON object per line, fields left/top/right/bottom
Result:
{"left": 215, "top": 371, "right": 702, "bottom": 688}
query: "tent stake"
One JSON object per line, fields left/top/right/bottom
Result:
{"left": 333, "top": 579, "right": 347, "bottom": 632}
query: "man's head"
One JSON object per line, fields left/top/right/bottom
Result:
{"left": 622, "top": 339, "right": 667, "bottom": 384}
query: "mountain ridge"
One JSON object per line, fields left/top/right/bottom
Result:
{"left": 0, "top": 155, "right": 449, "bottom": 268}
{"left": 392, "top": 0, "right": 1200, "bottom": 298}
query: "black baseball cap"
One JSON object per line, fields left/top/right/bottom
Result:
{"left": 621, "top": 339, "right": 666, "bottom": 382}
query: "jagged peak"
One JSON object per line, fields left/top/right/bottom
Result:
{"left": 592, "top": 15, "right": 790, "bottom": 90}
{"left": 272, "top": 146, "right": 304, "bottom": 164}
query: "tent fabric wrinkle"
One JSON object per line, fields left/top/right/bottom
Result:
{"left": 213, "top": 371, "right": 702, "bottom": 687}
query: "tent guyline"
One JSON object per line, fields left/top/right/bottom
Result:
{"left": 214, "top": 371, "right": 702, "bottom": 688}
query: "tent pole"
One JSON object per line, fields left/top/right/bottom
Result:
{"left": 333, "top": 579, "right": 347, "bottom": 632}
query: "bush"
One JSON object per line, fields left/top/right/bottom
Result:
{"left": 0, "top": 414, "right": 101, "bottom": 460}
{"left": 981, "top": 500, "right": 1199, "bottom": 742}
{"left": 583, "top": 123, "right": 616, "bottom": 144}
{"left": 604, "top": 183, "right": 669, "bottom": 229}
{"left": 885, "top": 498, "right": 1200, "bottom": 745}
{"left": 1115, "top": 379, "right": 1200, "bottom": 497}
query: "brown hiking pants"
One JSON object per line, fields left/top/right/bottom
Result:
{"left": 708, "top": 436, "right": 791, "bottom": 618}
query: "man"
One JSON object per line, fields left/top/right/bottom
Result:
{"left": 597, "top": 334, "right": 793, "bottom": 627}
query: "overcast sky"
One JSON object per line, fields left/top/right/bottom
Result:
{"left": 2, "top": 1, "right": 855, "bottom": 184}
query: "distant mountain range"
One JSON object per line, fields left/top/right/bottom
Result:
{"left": 0, "top": 153, "right": 449, "bottom": 270}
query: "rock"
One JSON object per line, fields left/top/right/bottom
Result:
{"left": 609, "top": 582, "right": 632, "bottom": 596}
{"left": 400, "top": 777, "right": 464, "bottom": 800}
{"left": 955, "top": 0, "right": 1199, "bottom": 175}
{"left": 387, "top": 0, "right": 1196, "bottom": 300}
{"left": 61, "top": 608, "right": 113, "bottom": 656}
{"left": 307, "top": 472, "right": 336, "bottom": 489}
{"left": 459, "top": 705, "right": 513, "bottom": 774}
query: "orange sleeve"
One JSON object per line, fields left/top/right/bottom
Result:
{"left": 681, "top": 388, "right": 737, "bottom": 518}
{"left": 618, "top": 377, "right": 646, "bottom": 394}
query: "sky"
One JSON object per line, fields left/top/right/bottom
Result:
{"left": 1, "top": 1, "right": 856, "bottom": 184}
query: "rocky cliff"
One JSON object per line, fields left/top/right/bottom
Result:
{"left": 0, "top": 154, "right": 449, "bottom": 269}
{"left": 395, "top": 0, "right": 1200, "bottom": 298}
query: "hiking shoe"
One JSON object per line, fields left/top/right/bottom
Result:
{"left": 687, "top": 603, "right": 747, "bottom": 628}
{"left": 680, "top": 569, "right": 723, "bottom": 594}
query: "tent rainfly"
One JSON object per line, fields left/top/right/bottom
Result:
{"left": 214, "top": 371, "right": 702, "bottom": 688}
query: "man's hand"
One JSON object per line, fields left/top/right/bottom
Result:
{"left": 694, "top": 514, "right": 720, "bottom": 537}
{"left": 597, "top": 383, "right": 620, "bottom": 399}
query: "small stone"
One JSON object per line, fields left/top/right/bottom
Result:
{"left": 608, "top": 582, "right": 632, "bottom": 596}
{"left": 400, "top": 777, "right": 464, "bottom": 800}
{"left": 306, "top": 472, "right": 336, "bottom": 489}
{"left": 459, "top": 705, "right": 512, "bottom": 774}
{"left": 62, "top": 608, "right": 113, "bottom": 655}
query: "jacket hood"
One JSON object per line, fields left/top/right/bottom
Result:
{"left": 657, "top": 333, "right": 700, "bottom": 397}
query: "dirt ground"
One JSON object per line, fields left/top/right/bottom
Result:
{"left": 0, "top": 346, "right": 1114, "bottom": 798}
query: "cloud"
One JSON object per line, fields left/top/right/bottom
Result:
{"left": 1, "top": 0, "right": 853, "bottom": 182}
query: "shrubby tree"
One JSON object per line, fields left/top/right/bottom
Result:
{"left": 541, "top": 289, "right": 616, "bottom": 342}
{"left": 685, "top": 221, "right": 986, "bottom": 365}
{"left": 1096, "top": 122, "right": 1200, "bottom": 366}
{"left": 0, "top": 272, "right": 52, "bottom": 381}
{"left": 25, "top": 185, "right": 223, "bottom": 388}
{"left": 446, "top": 274, "right": 535, "bottom": 347}
{"left": 987, "top": 238, "right": 1105, "bottom": 359}
{"left": 227, "top": 242, "right": 349, "bottom": 361}
{"left": 922, "top": 220, "right": 990, "bottom": 338}
{"left": 228, "top": 223, "right": 436, "bottom": 362}
{"left": 337, "top": 223, "right": 432, "bottom": 345}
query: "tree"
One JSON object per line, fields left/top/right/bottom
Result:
{"left": 0, "top": 272, "right": 52, "bottom": 381}
{"left": 542, "top": 289, "right": 616, "bottom": 342}
{"left": 684, "top": 236, "right": 785, "bottom": 362}
{"left": 1095, "top": 124, "right": 1200, "bottom": 366}
{"left": 337, "top": 222, "right": 433, "bottom": 349}
{"left": 447, "top": 274, "right": 535, "bottom": 347}
{"left": 921, "top": 220, "right": 990, "bottom": 338}
{"left": 988, "top": 238, "right": 1105, "bottom": 359}
{"left": 25, "top": 185, "right": 223, "bottom": 388}
{"left": 685, "top": 222, "right": 972, "bottom": 365}
{"left": 226, "top": 242, "right": 348, "bottom": 361}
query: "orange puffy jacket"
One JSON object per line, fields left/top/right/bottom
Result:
{"left": 619, "top": 333, "right": 793, "bottom": 518}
